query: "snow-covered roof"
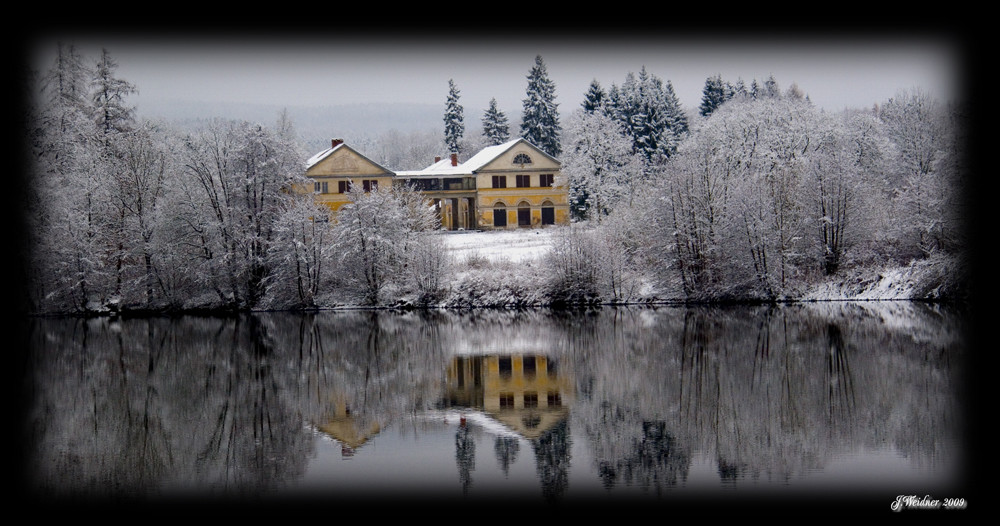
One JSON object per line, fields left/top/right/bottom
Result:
{"left": 306, "top": 137, "right": 553, "bottom": 177}
{"left": 460, "top": 138, "right": 523, "bottom": 172}
{"left": 395, "top": 156, "right": 470, "bottom": 178}
{"left": 304, "top": 142, "right": 345, "bottom": 170}
{"left": 396, "top": 138, "right": 548, "bottom": 178}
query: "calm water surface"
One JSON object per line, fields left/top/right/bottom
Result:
{"left": 22, "top": 303, "right": 971, "bottom": 510}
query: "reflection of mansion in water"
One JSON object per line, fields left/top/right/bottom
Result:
{"left": 443, "top": 354, "right": 573, "bottom": 440}
{"left": 315, "top": 353, "right": 573, "bottom": 453}
{"left": 314, "top": 394, "right": 382, "bottom": 456}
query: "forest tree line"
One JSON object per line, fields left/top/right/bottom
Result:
{"left": 556, "top": 71, "right": 967, "bottom": 302}
{"left": 21, "top": 46, "right": 968, "bottom": 314}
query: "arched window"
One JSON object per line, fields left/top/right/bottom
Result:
{"left": 517, "top": 201, "right": 531, "bottom": 227}
{"left": 513, "top": 153, "right": 532, "bottom": 165}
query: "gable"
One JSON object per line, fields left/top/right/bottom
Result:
{"left": 306, "top": 145, "right": 394, "bottom": 178}
{"left": 475, "top": 140, "right": 560, "bottom": 173}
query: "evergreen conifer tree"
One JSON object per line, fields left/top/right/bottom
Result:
{"left": 732, "top": 78, "right": 748, "bottom": 99}
{"left": 520, "top": 55, "right": 561, "bottom": 157}
{"left": 699, "top": 74, "right": 731, "bottom": 117}
{"left": 763, "top": 74, "right": 781, "bottom": 98}
{"left": 481, "top": 98, "right": 510, "bottom": 146}
{"left": 91, "top": 48, "right": 137, "bottom": 136}
{"left": 443, "top": 79, "right": 464, "bottom": 154}
{"left": 582, "top": 79, "right": 605, "bottom": 113}
{"left": 606, "top": 66, "right": 688, "bottom": 164}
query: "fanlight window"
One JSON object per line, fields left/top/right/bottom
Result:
{"left": 513, "top": 153, "right": 532, "bottom": 164}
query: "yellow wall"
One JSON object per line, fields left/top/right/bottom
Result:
{"left": 473, "top": 144, "right": 569, "bottom": 229}
{"left": 305, "top": 145, "right": 395, "bottom": 214}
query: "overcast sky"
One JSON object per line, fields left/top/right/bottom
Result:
{"left": 27, "top": 29, "right": 964, "bottom": 116}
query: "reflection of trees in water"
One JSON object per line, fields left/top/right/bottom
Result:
{"left": 563, "top": 308, "right": 692, "bottom": 494}
{"left": 27, "top": 315, "right": 314, "bottom": 499}
{"left": 269, "top": 310, "right": 449, "bottom": 433}
{"left": 532, "top": 419, "right": 571, "bottom": 503}
{"left": 26, "top": 310, "right": 451, "bottom": 500}
{"left": 826, "top": 323, "right": 856, "bottom": 430}
{"left": 26, "top": 303, "right": 964, "bottom": 500}
{"left": 455, "top": 424, "right": 475, "bottom": 495}
{"left": 494, "top": 436, "right": 520, "bottom": 476}
{"left": 560, "top": 303, "right": 963, "bottom": 493}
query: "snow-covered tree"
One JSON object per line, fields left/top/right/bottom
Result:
{"left": 656, "top": 95, "right": 821, "bottom": 299}
{"left": 481, "top": 97, "right": 510, "bottom": 146}
{"left": 91, "top": 48, "right": 137, "bottom": 136}
{"left": 801, "top": 110, "right": 883, "bottom": 275}
{"left": 582, "top": 79, "right": 605, "bottom": 113}
{"left": 263, "top": 193, "right": 333, "bottom": 309}
{"left": 332, "top": 183, "right": 442, "bottom": 305}
{"left": 101, "top": 121, "right": 173, "bottom": 305}
{"left": 605, "top": 66, "right": 689, "bottom": 165}
{"left": 878, "top": 88, "right": 962, "bottom": 259}
{"left": 29, "top": 45, "right": 143, "bottom": 311}
{"left": 520, "top": 55, "right": 561, "bottom": 157}
{"left": 561, "top": 108, "right": 644, "bottom": 222}
{"left": 28, "top": 43, "right": 95, "bottom": 311}
{"left": 444, "top": 79, "right": 464, "bottom": 155}
{"left": 180, "top": 118, "right": 300, "bottom": 309}
{"left": 698, "top": 74, "right": 732, "bottom": 117}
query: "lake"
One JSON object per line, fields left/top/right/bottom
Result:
{"left": 20, "top": 302, "right": 972, "bottom": 513}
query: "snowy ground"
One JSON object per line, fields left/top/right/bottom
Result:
{"left": 440, "top": 228, "right": 557, "bottom": 264}
{"left": 431, "top": 226, "right": 965, "bottom": 304}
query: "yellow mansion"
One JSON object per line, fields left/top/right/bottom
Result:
{"left": 304, "top": 137, "right": 569, "bottom": 230}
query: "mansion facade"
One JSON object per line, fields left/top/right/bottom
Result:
{"left": 304, "top": 137, "right": 569, "bottom": 230}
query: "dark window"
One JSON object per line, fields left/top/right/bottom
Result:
{"left": 493, "top": 205, "right": 507, "bottom": 227}
{"left": 518, "top": 207, "right": 531, "bottom": 227}
{"left": 523, "top": 392, "right": 538, "bottom": 408}
{"left": 498, "top": 356, "right": 512, "bottom": 377}
{"left": 500, "top": 392, "right": 514, "bottom": 408}
{"left": 513, "top": 153, "right": 532, "bottom": 164}
{"left": 540, "top": 173, "right": 554, "bottom": 187}
{"left": 492, "top": 175, "right": 507, "bottom": 188}
{"left": 547, "top": 391, "right": 562, "bottom": 407}
{"left": 542, "top": 207, "right": 555, "bottom": 225}
{"left": 516, "top": 174, "right": 530, "bottom": 188}
{"left": 338, "top": 180, "right": 347, "bottom": 193}
{"left": 314, "top": 182, "right": 322, "bottom": 193}
{"left": 362, "top": 180, "right": 378, "bottom": 192}
{"left": 522, "top": 356, "right": 536, "bottom": 376}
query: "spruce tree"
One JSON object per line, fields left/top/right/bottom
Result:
{"left": 732, "top": 78, "right": 748, "bottom": 99}
{"left": 763, "top": 74, "right": 781, "bottom": 98}
{"left": 662, "top": 80, "right": 688, "bottom": 157}
{"left": 582, "top": 79, "right": 605, "bottom": 113}
{"left": 520, "top": 55, "right": 561, "bottom": 157}
{"left": 699, "top": 74, "right": 731, "bottom": 117}
{"left": 606, "top": 66, "right": 688, "bottom": 164}
{"left": 443, "top": 79, "right": 464, "bottom": 154}
{"left": 481, "top": 98, "right": 510, "bottom": 146}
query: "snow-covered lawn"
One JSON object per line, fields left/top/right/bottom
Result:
{"left": 440, "top": 228, "right": 558, "bottom": 264}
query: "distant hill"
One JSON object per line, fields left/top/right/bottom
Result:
{"left": 136, "top": 99, "right": 448, "bottom": 154}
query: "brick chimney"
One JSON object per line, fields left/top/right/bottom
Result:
{"left": 434, "top": 156, "right": 441, "bottom": 163}
{"left": 450, "top": 153, "right": 458, "bottom": 166}
{"left": 331, "top": 138, "right": 344, "bottom": 148}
